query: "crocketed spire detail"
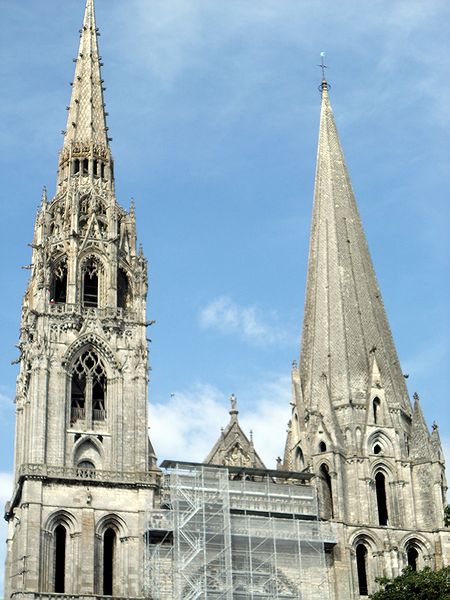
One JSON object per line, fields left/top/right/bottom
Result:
{"left": 64, "top": 0, "right": 109, "bottom": 147}
{"left": 56, "top": 0, "right": 114, "bottom": 192}
{"left": 299, "top": 82, "right": 410, "bottom": 414}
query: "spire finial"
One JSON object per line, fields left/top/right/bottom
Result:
{"left": 318, "top": 52, "right": 329, "bottom": 92}
{"left": 41, "top": 186, "right": 48, "bottom": 207}
{"left": 57, "top": 0, "right": 113, "bottom": 190}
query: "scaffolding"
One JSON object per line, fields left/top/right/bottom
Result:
{"left": 144, "top": 463, "right": 335, "bottom": 599}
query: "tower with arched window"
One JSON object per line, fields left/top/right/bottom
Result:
{"left": 4, "top": 2, "right": 158, "bottom": 598}
{"left": 3, "top": 2, "right": 449, "bottom": 599}
{"left": 282, "top": 78, "right": 448, "bottom": 597}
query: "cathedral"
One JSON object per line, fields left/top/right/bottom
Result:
{"left": 3, "top": 1, "right": 449, "bottom": 599}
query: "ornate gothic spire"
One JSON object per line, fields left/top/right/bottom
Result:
{"left": 57, "top": 0, "right": 113, "bottom": 191}
{"left": 65, "top": 0, "right": 108, "bottom": 147}
{"left": 299, "top": 81, "right": 410, "bottom": 414}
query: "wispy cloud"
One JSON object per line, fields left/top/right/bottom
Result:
{"left": 114, "top": 0, "right": 450, "bottom": 127}
{"left": 149, "top": 375, "right": 290, "bottom": 468}
{"left": 402, "top": 337, "right": 448, "bottom": 382}
{"left": 0, "top": 392, "right": 14, "bottom": 423}
{"left": 199, "top": 296, "right": 293, "bottom": 346}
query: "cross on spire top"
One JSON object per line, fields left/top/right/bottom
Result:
{"left": 318, "top": 52, "right": 330, "bottom": 93}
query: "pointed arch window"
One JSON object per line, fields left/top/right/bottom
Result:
{"left": 375, "top": 472, "right": 388, "bottom": 526}
{"left": 54, "top": 524, "right": 67, "bottom": 593}
{"left": 356, "top": 544, "right": 368, "bottom": 596}
{"left": 103, "top": 528, "right": 116, "bottom": 595}
{"left": 117, "top": 268, "right": 130, "bottom": 310}
{"left": 83, "top": 257, "right": 102, "bottom": 307}
{"left": 294, "top": 447, "right": 304, "bottom": 471}
{"left": 71, "top": 350, "right": 107, "bottom": 427}
{"left": 319, "top": 463, "right": 334, "bottom": 519}
{"left": 319, "top": 441, "right": 327, "bottom": 453}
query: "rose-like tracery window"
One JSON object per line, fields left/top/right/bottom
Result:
{"left": 70, "top": 350, "right": 107, "bottom": 427}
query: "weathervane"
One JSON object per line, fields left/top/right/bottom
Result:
{"left": 318, "top": 51, "right": 328, "bottom": 80}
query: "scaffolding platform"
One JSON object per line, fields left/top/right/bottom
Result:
{"left": 144, "top": 462, "right": 335, "bottom": 599}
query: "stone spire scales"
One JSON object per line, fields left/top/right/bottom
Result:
{"left": 57, "top": 0, "right": 113, "bottom": 191}
{"left": 299, "top": 80, "right": 410, "bottom": 416}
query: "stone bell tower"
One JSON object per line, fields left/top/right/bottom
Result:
{"left": 282, "top": 78, "right": 448, "bottom": 598}
{"left": 4, "top": 1, "right": 158, "bottom": 598}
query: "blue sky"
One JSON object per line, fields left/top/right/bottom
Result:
{"left": 0, "top": 0, "right": 449, "bottom": 589}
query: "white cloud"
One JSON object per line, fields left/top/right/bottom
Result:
{"left": 114, "top": 0, "right": 450, "bottom": 127}
{"left": 199, "top": 296, "right": 293, "bottom": 346}
{"left": 149, "top": 383, "right": 228, "bottom": 463}
{"left": 0, "top": 392, "right": 14, "bottom": 424}
{"left": 149, "top": 374, "right": 290, "bottom": 468}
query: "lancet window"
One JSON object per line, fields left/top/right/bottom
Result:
{"left": 373, "top": 397, "right": 381, "bottom": 424}
{"left": 117, "top": 268, "right": 130, "bottom": 310}
{"left": 52, "top": 259, "right": 68, "bottom": 304}
{"left": 82, "top": 257, "right": 102, "bottom": 307}
{"left": 356, "top": 544, "right": 368, "bottom": 596}
{"left": 70, "top": 350, "right": 107, "bottom": 427}
{"left": 54, "top": 524, "right": 67, "bottom": 593}
{"left": 375, "top": 471, "right": 388, "bottom": 526}
{"left": 294, "top": 447, "right": 304, "bottom": 471}
{"left": 103, "top": 528, "right": 116, "bottom": 596}
{"left": 319, "top": 463, "right": 334, "bottom": 519}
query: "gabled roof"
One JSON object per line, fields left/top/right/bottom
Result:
{"left": 204, "top": 395, "right": 266, "bottom": 469}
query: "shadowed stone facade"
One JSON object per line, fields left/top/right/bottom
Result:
{"left": 3, "top": 1, "right": 449, "bottom": 599}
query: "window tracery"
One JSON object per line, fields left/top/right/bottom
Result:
{"left": 70, "top": 350, "right": 107, "bottom": 427}
{"left": 82, "top": 257, "right": 103, "bottom": 307}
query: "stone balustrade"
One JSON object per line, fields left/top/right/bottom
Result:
{"left": 18, "top": 463, "right": 157, "bottom": 486}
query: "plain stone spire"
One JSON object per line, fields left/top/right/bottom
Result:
{"left": 299, "top": 79, "right": 410, "bottom": 413}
